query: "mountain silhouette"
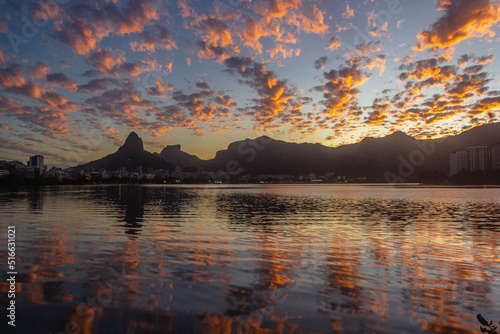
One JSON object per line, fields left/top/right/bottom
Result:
{"left": 72, "top": 123, "right": 500, "bottom": 179}
{"left": 74, "top": 132, "right": 172, "bottom": 172}
{"left": 200, "top": 123, "right": 500, "bottom": 178}
{"left": 117, "top": 131, "right": 143, "bottom": 156}
{"left": 154, "top": 144, "right": 202, "bottom": 166}
{"left": 202, "top": 135, "right": 387, "bottom": 178}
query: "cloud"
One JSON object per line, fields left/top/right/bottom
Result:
{"left": 108, "top": 0, "right": 162, "bottom": 35}
{"left": 0, "top": 95, "right": 17, "bottom": 110}
{"left": 288, "top": 5, "right": 329, "bottom": 35}
{"left": 255, "top": 0, "right": 301, "bottom": 19}
{"left": 313, "top": 58, "right": 371, "bottom": 115}
{"left": 13, "top": 106, "right": 71, "bottom": 135}
{"left": 214, "top": 94, "right": 236, "bottom": 108}
{"left": 471, "top": 96, "right": 500, "bottom": 115}
{"left": 436, "top": 0, "right": 453, "bottom": 11}
{"left": 314, "top": 56, "right": 328, "bottom": 70}
{"left": 196, "top": 40, "right": 231, "bottom": 61}
{"left": 40, "top": 91, "right": 68, "bottom": 108}
{"left": 365, "top": 97, "right": 390, "bottom": 125}
{"left": 415, "top": 0, "right": 500, "bottom": 50}
{"left": 0, "top": 64, "right": 26, "bottom": 88}
{"left": 446, "top": 71, "right": 491, "bottom": 99}
{"left": 87, "top": 48, "right": 161, "bottom": 77}
{"left": 7, "top": 81, "right": 43, "bottom": 98}
{"left": 199, "top": 18, "right": 233, "bottom": 47}
{"left": 27, "top": 61, "right": 51, "bottom": 80}
{"left": 362, "top": 54, "right": 386, "bottom": 74}
{"left": 368, "top": 26, "right": 390, "bottom": 39}
{"left": 87, "top": 48, "right": 126, "bottom": 75}
{"left": 389, "top": 53, "right": 497, "bottom": 127}
{"left": 224, "top": 56, "right": 309, "bottom": 130}
{"left": 342, "top": 4, "right": 354, "bottom": 19}
{"left": 152, "top": 104, "right": 202, "bottom": 136}
{"left": 356, "top": 41, "right": 381, "bottom": 56}
{"left": 170, "top": 85, "right": 228, "bottom": 123}
{"left": 195, "top": 81, "right": 210, "bottom": 92}
{"left": 84, "top": 85, "right": 155, "bottom": 128}
{"left": 148, "top": 78, "right": 174, "bottom": 97}
{"left": 326, "top": 36, "right": 340, "bottom": 51}
{"left": 177, "top": 0, "right": 195, "bottom": 18}
{"left": 56, "top": 5, "right": 113, "bottom": 55}
{"left": 5, "top": 84, "right": 77, "bottom": 112}
{"left": 56, "top": 0, "right": 162, "bottom": 55}
{"left": 457, "top": 54, "right": 494, "bottom": 69}
{"left": 477, "top": 55, "right": 494, "bottom": 65}
{"left": 194, "top": 17, "right": 236, "bottom": 61}
{"left": 238, "top": 1, "right": 328, "bottom": 55}
{"left": 237, "top": 16, "right": 269, "bottom": 53}
{"left": 31, "top": 0, "right": 68, "bottom": 28}
{"left": 120, "top": 57, "right": 161, "bottom": 77}
{"left": 77, "top": 78, "right": 122, "bottom": 93}
{"left": 46, "top": 73, "right": 78, "bottom": 91}
{"left": 0, "top": 50, "right": 8, "bottom": 67}
{"left": 129, "top": 24, "right": 177, "bottom": 53}
{"left": 268, "top": 44, "right": 300, "bottom": 62}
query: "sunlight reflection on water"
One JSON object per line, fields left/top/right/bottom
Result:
{"left": 0, "top": 184, "right": 499, "bottom": 333}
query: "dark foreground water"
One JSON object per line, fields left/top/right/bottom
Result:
{"left": 1, "top": 184, "right": 500, "bottom": 333}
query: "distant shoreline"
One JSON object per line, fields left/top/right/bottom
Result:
{"left": 2, "top": 182, "right": 500, "bottom": 189}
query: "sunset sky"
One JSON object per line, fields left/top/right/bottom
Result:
{"left": 0, "top": 0, "right": 499, "bottom": 166}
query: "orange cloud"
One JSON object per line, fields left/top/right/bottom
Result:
{"left": 129, "top": 25, "right": 177, "bottom": 53}
{"left": 194, "top": 17, "right": 237, "bottom": 61}
{"left": 313, "top": 57, "right": 371, "bottom": 115}
{"left": 326, "top": 36, "right": 341, "bottom": 51}
{"left": 7, "top": 81, "right": 43, "bottom": 99}
{"left": 46, "top": 73, "right": 78, "bottom": 91}
{"left": 87, "top": 48, "right": 126, "bottom": 75}
{"left": 40, "top": 91, "right": 68, "bottom": 108}
{"left": 177, "top": 0, "right": 195, "bottom": 18}
{"left": 31, "top": 0, "right": 68, "bottom": 28}
{"left": 356, "top": 41, "right": 381, "bottom": 56}
{"left": 288, "top": 6, "right": 329, "bottom": 35}
{"left": 56, "top": 0, "right": 163, "bottom": 55}
{"left": 415, "top": 0, "right": 500, "bottom": 51}
{"left": 363, "top": 54, "right": 386, "bottom": 75}
{"left": 268, "top": 44, "right": 300, "bottom": 62}
{"left": 342, "top": 4, "right": 354, "bottom": 19}
{"left": 238, "top": 17, "right": 269, "bottom": 53}
{"left": 77, "top": 78, "right": 122, "bottom": 93}
{"left": 365, "top": 97, "right": 390, "bottom": 125}
{"left": 436, "top": 0, "right": 453, "bottom": 10}
{"left": 0, "top": 64, "right": 26, "bottom": 88}
{"left": 472, "top": 96, "right": 500, "bottom": 114}
{"left": 27, "top": 61, "right": 51, "bottom": 80}
{"left": 0, "top": 50, "right": 8, "bottom": 66}
{"left": 224, "top": 56, "right": 308, "bottom": 130}
{"left": 255, "top": 0, "right": 301, "bottom": 19}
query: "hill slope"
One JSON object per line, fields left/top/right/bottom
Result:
{"left": 74, "top": 132, "right": 173, "bottom": 172}
{"left": 154, "top": 145, "right": 202, "bottom": 166}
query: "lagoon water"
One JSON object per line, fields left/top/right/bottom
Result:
{"left": 1, "top": 184, "right": 500, "bottom": 333}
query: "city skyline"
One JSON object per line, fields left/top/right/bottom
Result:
{"left": 0, "top": 0, "right": 500, "bottom": 167}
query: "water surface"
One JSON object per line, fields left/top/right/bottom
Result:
{"left": 1, "top": 184, "right": 499, "bottom": 333}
